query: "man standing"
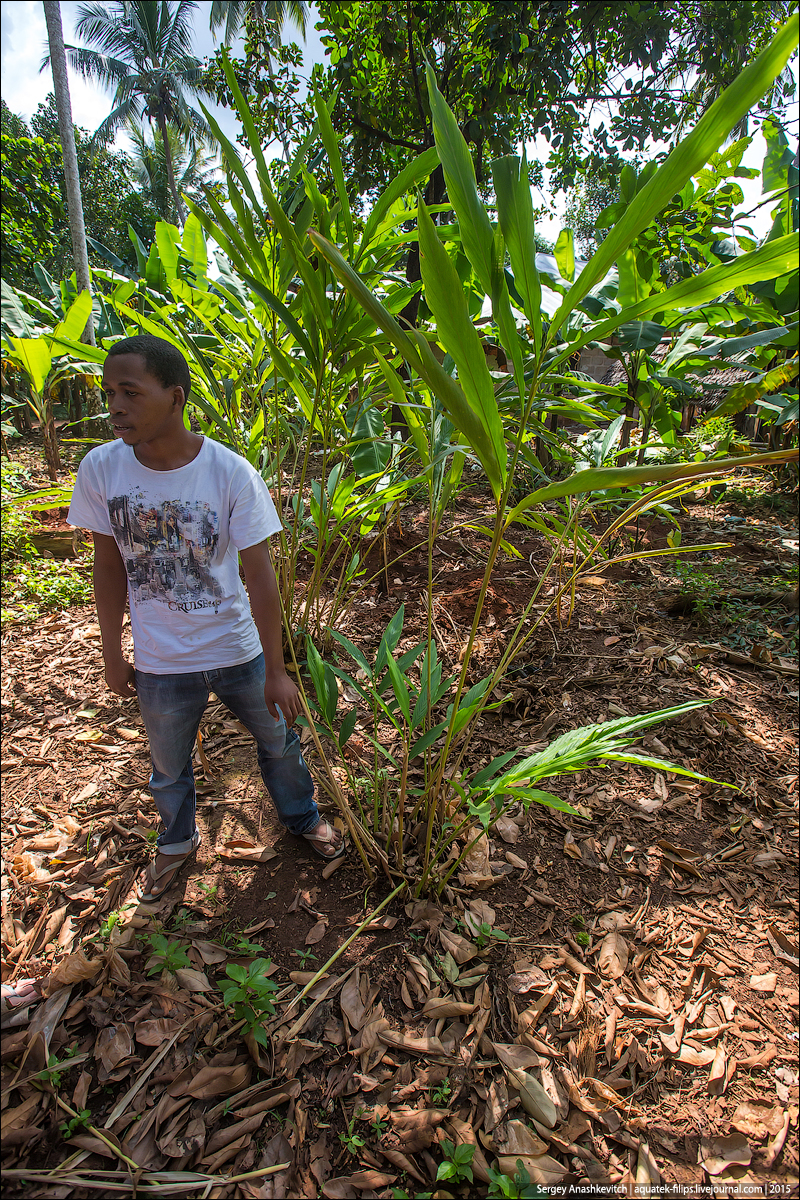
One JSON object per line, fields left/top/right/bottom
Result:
{"left": 68, "top": 335, "right": 344, "bottom": 901}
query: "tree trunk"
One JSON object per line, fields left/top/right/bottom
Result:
{"left": 42, "top": 390, "right": 62, "bottom": 481}
{"left": 43, "top": 1, "right": 95, "bottom": 348}
{"left": 158, "top": 112, "right": 186, "bottom": 225}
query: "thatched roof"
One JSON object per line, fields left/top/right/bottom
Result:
{"left": 599, "top": 347, "right": 753, "bottom": 409}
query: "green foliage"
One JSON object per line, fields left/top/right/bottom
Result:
{"left": 338, "top": 1110, "right": 366, "bottom": 1156}
{"left": 2, "top": 97, "right": 160, "bottom": 293}
{"left": 436, "top": 1138, "right": 475, "bottom": 1184}
{"left": 487, "top": 1159, "right": 547, "bottom": 1199}
{"left": 218, "top": 958, "right": 279, "bottom": 1047}
{"left": 60, "top": 1109, "right": 92, "bottom": 1140}
{"left": 142, "top": 933, "right": 192, "bottom": 977}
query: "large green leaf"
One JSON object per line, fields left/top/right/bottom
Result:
{"left": 554, "top": 228, "right": 575, "bottom": 283}
{"left": 424, "top": 59, "right": 494, "bottom": 295}
{"left": 506, "top": 448, "right": 799, "bottom": 522}
{"left": 308, "top": 229, "right": 419, "bottom": 360}
{"left": 417, "top": 197, "right": 506, "bottom": 486}
{"left": 8, "top": 338, "right": 52, "bottom": 395}
{"left": 314, "top": 91, "right": 354, "bottom": 255}
{"left": 52, "top": 291, "right": 93, "bottom": 344}
{"left": 155, "top": 222, "right": 181, "bottom": 283}
{"left": 546, "top": 14, "right": 799, "bottom": 338}
{"left": 492, "top": 153, "right": 542, "bottom": 352}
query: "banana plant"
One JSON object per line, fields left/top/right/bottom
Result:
{"left": 2, "top": 290, "right": 96, "bottom": 479}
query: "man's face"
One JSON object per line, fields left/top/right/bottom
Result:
{"left": 103, "top": 354, "right": 184, "bottom": 446}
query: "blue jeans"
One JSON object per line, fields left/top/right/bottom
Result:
{"left": 134, "top": 653, "right": 319, "bottom": 854}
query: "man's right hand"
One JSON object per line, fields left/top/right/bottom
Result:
{"left": 104, "top": 656, "right": 136, "bottom": 698}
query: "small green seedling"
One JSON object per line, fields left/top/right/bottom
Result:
{"left": 369, "top": 1114, "right": 388, "bottom": 1139}
{"left": 338, "top": 1107, "right": 366, "bottom": 1156}
{"left": 474, "top": 921, "right": 510, "bottom": 950}
{"left": 487, "top": 1158, "right": 547, "bottom": 1198}
{"left": 436, "top": 1138, "right": 475, "bottom": 1184}
{"left": 37, "top": 1046, "right": 81, "bottom": 1090}
{"left": 218, "top": 958, "right": 278, "bottom": 1048}
{"left": 292, "top": 947, "right": 318, "bottom": 966}
{"left": 59, "top": 1109, "right": 92, "bottom": 1140}
{"left": 430, "top": 1077, "right": 452, "bottom": 1107}
{"left": 143, "top": 933, "right": 192, "bottom": 977}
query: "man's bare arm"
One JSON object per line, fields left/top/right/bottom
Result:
{"left": 239, "top": 540, "right": 302, "bottom": 724}
{"left": 93, "top": 533, "right": 136, "bottom": 697}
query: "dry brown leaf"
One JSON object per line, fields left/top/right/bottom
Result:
{"left": 495, "top": 817, "right": 520, "bottom": 844}
{"left": 749, "top": 972, "right": 777, "bottom": 993}
{"left": 306, "top": 920, "right": 329, "bottom": 946}
{"left": 192, "top": 939, "right": 228, "bottom": 965}
{"left": 340, "top": 970, "right": 368, "bottom": 1031}
{"left": 43, "top": 950, "right": 101, "bottom": 993}
{"left": 158, "top": 1115, "right": 206, "bottom": 1158}
{"left": 439, "top": 928, "right": 476, "bottom": 964}
{"left": 422, "top": 998, "right": 476, "bottom": 1019}
{"left": 135, "top": 1018, "right": 182, "bottom": 1046}
{"left": 677, "top": 1044, "right": 717, "bottom": 1066}
{"left": 378, "top": 1029, "right": 451, "bottom": 1059}
{"left": 174, "top": 967, "right": 213, "bottom": 993}
{"left": 182, "top": 1063, "right": 251, "bottom": 1099}
{"left": 698, "top": 1133, "right": 751, "bottom": 1176}
{"left": 507, "top": 967, "right": 550, "bottom": 994}
{"left": 320, "top": 1179, "right": 357, "bottom": 1199}
{"left": 493, "top": 1043, "right": 542, "bottom": 1073}
{"left": 346, "top": 1171, "right": 397, "bottom": 1190}
{"left": 495, "top": 1154, "right": 566, "bottom": 1186}
{"left": 596, "top": 932, "right": 629, "bottom": 980}
{"left": 466, "top": 898, "right": 496, "bottom": 926}
{"left": 219, "top": 840, "right": 278, "bottom": 863}
{"left": 563, "top": 832, "right": 582, "bottom": 860}
{"left": 96, "top": 1024, "right": 134, "bottom": 1075}
{"left": 707, "top": 1044, "right": 728, "bottom": 1095}
{"left": 505, "top": 1066, "right": 557, "bottom": 1128}
{"left": 506, "top": 852, "right": 528, "bottom": 869}
{"left": 730, "top": 1100, "right": 786, "bottom": 1140}
{"left": 496, "top": 1119, "right": 548, "bottom": 1157}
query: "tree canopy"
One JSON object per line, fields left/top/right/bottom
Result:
{"left": 205, "top": 0, "right": 797, "bottom": 207}
{"left": 1, "top": 97, "right": 160, "bottom": 294}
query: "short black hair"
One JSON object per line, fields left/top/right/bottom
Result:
{"left": 106, "top": 335, "right": 191, "bottom": 404}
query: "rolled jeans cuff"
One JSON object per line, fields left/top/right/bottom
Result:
{"left": 156, "top": 830, "right": 199, "bottom": 855}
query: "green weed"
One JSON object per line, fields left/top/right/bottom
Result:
{"left": 218, "top": 958, "right": 279, "bottom": 1048}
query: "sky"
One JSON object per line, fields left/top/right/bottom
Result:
{"left": 1, "top": 0, "right": 796, "bottom": 245}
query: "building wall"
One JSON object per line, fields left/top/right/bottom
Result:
{"left": 578, "top": 346, "right": 619, "bottom": 382}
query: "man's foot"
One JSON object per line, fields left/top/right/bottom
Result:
{"left": 302, "top": 818, "right": 346, "bottom": 861}
{"left": 1, "top": 980, "right": 41, "bottom": 1029}
{"left": 136, "top": 832, "right": 201, "bottom": 902}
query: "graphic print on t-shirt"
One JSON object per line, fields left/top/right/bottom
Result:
{"left": 107, "top": 492, "right": 224, "bottom": 613}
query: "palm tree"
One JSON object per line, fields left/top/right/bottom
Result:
{"left": 59, "top": 1, "right": 212, "bottom": 224}
{"left": 127, "top": 121, "right": 217, "bottom": 224}
{"left": 208, "top": 0, "right": 308, "bottom": 161}
{"left": 41, "top": 1, "right": 95, "bottom": 347}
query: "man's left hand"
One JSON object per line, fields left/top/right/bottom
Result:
{"left": 264, "top": 670, "right": 303, "bottom": 725}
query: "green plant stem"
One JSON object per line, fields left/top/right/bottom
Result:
{"left": 275, "top": 881, "right": 406, "bottom": 1023}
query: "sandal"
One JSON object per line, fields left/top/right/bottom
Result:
{"left": 1, "top": 979, "right": 41, "bottom": 1030}
{"left": 302, "top": 818, "right": 346, "bottom": 861}
{"left": 137, "top": 831, "right": 201, "bottom": 902}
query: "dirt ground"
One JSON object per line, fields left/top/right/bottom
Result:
{"left": 1, "top": 454, "right": 798, "bottom": 1198}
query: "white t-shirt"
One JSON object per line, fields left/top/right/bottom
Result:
{"left": 68, "top": 438, "right": 282, "bottom": 674}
